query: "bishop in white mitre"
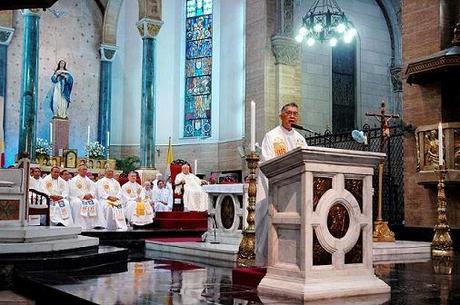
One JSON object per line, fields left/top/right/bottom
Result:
{"left": 96, "top": 169, "right": 127, "bottom": 230}
{"left": 255, "top": 103, "right": 307, "bottom": 266}
{"left": 122, "top": 171, "right": 154, "bottom": 226}
{"left": 153, "top": 179, "right": 173, "bottom": 212}
{"left": 69, "top": 165, "right": 106, "bottom": 229}
{"left": 42, "top": 166, "right": 74, "bottom": 226}
{"left": 174, "top": 164, "right": 208, "bottom": 211}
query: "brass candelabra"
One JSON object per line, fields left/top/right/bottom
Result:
{"left": 432, "top": 164, "right": 453, "bottom": 254}
{"left": 237, "top": 151, "right": 259, "bottom": 266}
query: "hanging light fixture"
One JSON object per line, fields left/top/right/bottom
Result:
{"left": 296, "top": 0, "right": 357, "bottom": 47}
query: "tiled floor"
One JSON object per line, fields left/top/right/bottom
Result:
{"left": 21, "top": 252, "right": 460, "bottom": 305}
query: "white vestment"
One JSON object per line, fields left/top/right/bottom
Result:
{"left": 29, "top": 176, "right": 44, "bottom": 192}
{"left": 69, "top": 175, "right": 106, "bottom": 230}
{"left": 96, "top": 177, "right": 127, "bottom": 230}
{"left": 122, "top": 181, "right": 154, "bottom": 226}
{"left": 174, "top": 173, "right": 208, "bottom": 211}
{"left": 153, "top": 187, "right": 173, "bottom": 212}
{"left": 42, "top": 175, "right": 74, "bottom": 226}
{"left": 255, "top": 125, "right": 307, "bottom": 266}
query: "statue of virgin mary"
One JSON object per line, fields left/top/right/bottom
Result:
{"left": 45, "top": 59, "right": 73, "bottom": 119}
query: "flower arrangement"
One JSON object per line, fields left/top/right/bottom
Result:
{"left": 85, "top": 141, "right": 106, "bottom": 159}
{"left": 35, "top": 138, "right": 52, "bottom": 156}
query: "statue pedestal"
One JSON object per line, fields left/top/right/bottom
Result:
{"left": 258, "top": 147, "right": 390, "bottom": 301}
{"left": 52, "top": 118, "right": 70, "bottom": 156}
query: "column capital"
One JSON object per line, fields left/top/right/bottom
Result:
{"left": 21, "top": 9, "right": 41, "bottom": 17}
{"left": 136, "top": 18, "right": 163, "bottom": 39}
{"left": 271, "top": 35, "right": 300, "bottom": 66}
{"left": 100, "top": 43, "right": 118, "bottom": 62}
{"left": 0, "top": 26, "right": 14, "bottom": 46}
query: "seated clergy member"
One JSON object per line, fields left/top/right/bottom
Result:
{"left": 122, "top": 171, "right": 154, "bottom": 226}
{"left": 69, "top": 165, "right": 106, "bottom": 229}
{"left": 141, "top": 181, "right": 155, "bottom": 208}
{"left": 29, "top": 167, "right": 44, "bottom": 192}
{"left": 42, "top": 166, "right": 74, "bottom": 226}
{"left": 153, "top": 179, "right": 173, "bottom": 212}
{"left": 96, "top": 169, "right": 127, "bottom": 230}
{"left": 151, "top": 172, "right": 163, "bottom": 191}
{"left": 174, "top": 164, "right": 208, "bottom": 211}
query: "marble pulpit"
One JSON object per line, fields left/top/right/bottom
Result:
{"left": 202, "top": 183, "right": 247, "bottom": 245}
{"left": 258, "top": 147, "right": 390, "bottom": 301}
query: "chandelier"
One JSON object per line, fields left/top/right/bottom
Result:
{"left": 296, "top": 0, "right": 357, "bottom": 47}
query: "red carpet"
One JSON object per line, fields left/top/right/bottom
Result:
{"left": 146, "top": 236, "right": 202, "bottom": 243}
{"left": 155, "top": 211, "right": 208, "bottom": 231}
{"left": 232, "top": 267, "right": 267, "bottom": 288}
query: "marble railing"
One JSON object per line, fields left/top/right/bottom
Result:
{"left": 201, "top": 183, "right": 248, "bottom": 245}
{"left": 415, "top": 122, "right": 460, "bottom": 184}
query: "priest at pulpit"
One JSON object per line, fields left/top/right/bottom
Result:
{"left": 42, "top": 166, "right": 74, "bottom": 226}
{"left": 174, "top": 164, "right": 208, "bottom": 211}
{"left": 255, "top": 102, "right": 307, "bottom": 265}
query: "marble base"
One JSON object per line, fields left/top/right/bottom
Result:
{"left": 145, "top": 240, "right": 432, "bottom": 265}
{"left": 373, "top": 240, "right": 432, "bottom": 263}
{"left": 52, "top": 118, "right": 69, "bottom": 156}
{"left": 137, "top": 168, "right": 159, "bottom": 184}
{"left": 0, "top": 226, "right": 82, "bottom": 243}
{"left": 145, "top": 240, "right": 238, "bottom": 264}
{"left": 0, "top": 235, "right": 99, "bottom": 254}
{"left": 258, "top": 274, "right": 390, "bottom": 301}
{"left": 201, "top": 230, "right": 242, "bottom": 245}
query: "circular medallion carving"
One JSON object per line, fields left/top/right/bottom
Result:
{"left": 327, "top": 203, "right": 349, "bottom": 239}
{"left": 220, "top": 196, "right": 235, "bottom": 229}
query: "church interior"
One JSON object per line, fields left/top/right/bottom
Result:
{"left": 0, "top": 0, "right": 459, "bottom": 304}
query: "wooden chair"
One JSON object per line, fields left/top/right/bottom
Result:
{"left": 28, "top": 189, "right": 50, "bottom": 226}
{"left": 170, "top": 159, "right": 192, "bottom": 211}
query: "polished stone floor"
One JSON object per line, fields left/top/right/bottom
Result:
{"left": 20, "top": 251, "right": 460, "bottom": 305}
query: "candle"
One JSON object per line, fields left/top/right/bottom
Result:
{"left": 250, "top": 100, "right": 255, "bottom": 151}
{"left": 438, "top": 122, "right": 443, "bottom": 166}
{"left": 194, "top": 159, "right": 198, "bottom": 174}
{"left": 106, "top": 131, "right": 110, "bottom": 160}
{"left": 49, "top": 122, "right": 53, "bottom": 145}
{"left": 87, "top": 125, "right": 90, "bottom": 145}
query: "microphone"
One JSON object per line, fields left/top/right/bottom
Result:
{"left": 291, "top": 124, "right": 318, "bottom": 134}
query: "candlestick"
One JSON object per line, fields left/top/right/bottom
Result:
{"left": 250, "top": 100, "right": 255, "bottom": 151}
{"left": 87, "top": 125, "right": 90, "bottom": 145}
{"left": 194, "top": 159, "right": 198, "bottom": 174}
{"left": 106, "top": 131, "right": 110, "bottom": 160}
{"left": 49, "top": 122, "right": 53, "bottom": 145}
{"left": 438, "top": 122, "right": 443, "bottom": 166}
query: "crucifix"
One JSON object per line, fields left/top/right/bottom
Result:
{"left": 365, "top": 101, "right": 400, "bottom": 242}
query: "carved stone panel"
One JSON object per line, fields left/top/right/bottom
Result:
{"left": 345, "top": 179, "right": 363, "bottom": 212}
{"left": 0, "top": 199, "right": 20, "bottom": 220}
{"left": 313, "top": 177, "right": 332, "bottom": 211}
{"left": 327, "top": 203, "right": 350, "bottom": 239}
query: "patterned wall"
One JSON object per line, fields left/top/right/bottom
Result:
{"left": 5, "top": 0, "right": 102, "bottom": 165}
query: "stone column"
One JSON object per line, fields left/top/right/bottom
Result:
{"left": 97, "top": 44, "right": 117, "bottom": 156}
{"left": 18, "top": 9, "right": 40, "bottom": 158}
{"left": 0, "top": 26, "right": 14, "bottom": 98}
{"left": 271, "top": 0, "right": 301, "bottom": 116}
{"left": 136, "top": 18, "right": 162, "bottom": 168}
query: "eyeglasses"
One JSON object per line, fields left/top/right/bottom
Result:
{"left": 283, "top": 111, "right": 299, "bottom": 117}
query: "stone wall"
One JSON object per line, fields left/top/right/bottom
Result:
{"left": 5, "top": 0, "right": 102, "bottom": 163}
{"left": 401, "top": 0, "right": 456, "bottom": 228}
{"left": 296, "top": 0, "right": 395, "bottom": 132}
{"left": 110, "top": 139, "right": 244, "bottom": 177}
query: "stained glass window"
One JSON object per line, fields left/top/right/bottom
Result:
{"left": 184, "top": 0, "right": 213, "bottom": 138}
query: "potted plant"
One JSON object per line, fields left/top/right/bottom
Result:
{"left": 85, "top": 141, "right": 105, "bottom": 168}
{"left": 35, "top": 138, "right": 51, "bottom": 165}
